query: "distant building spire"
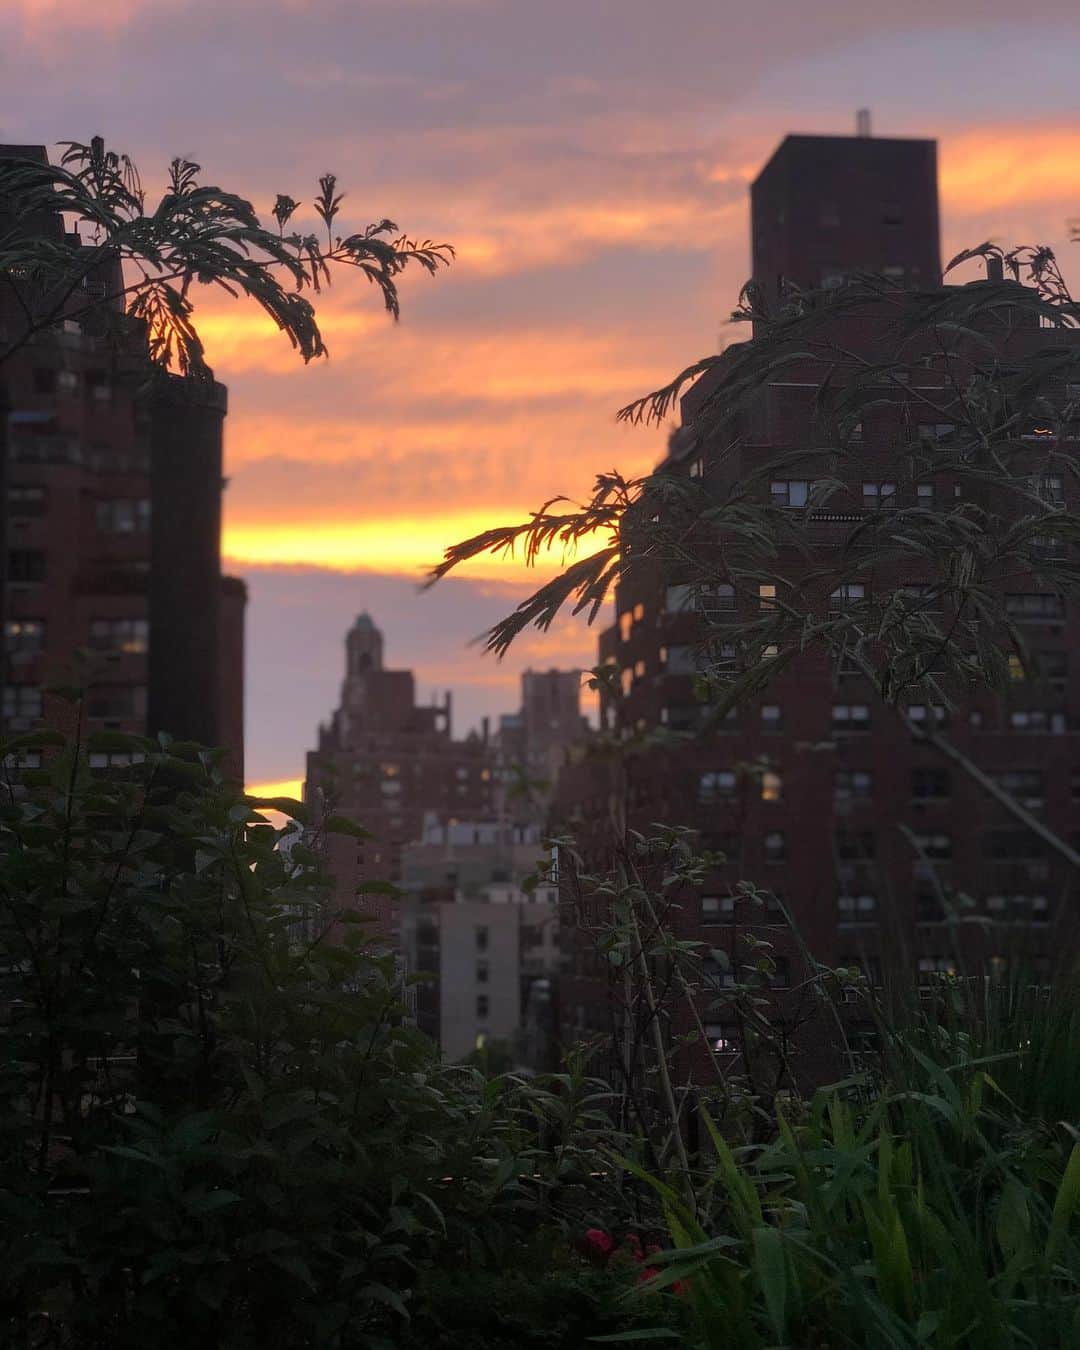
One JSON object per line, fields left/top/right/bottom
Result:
{"left": 856, "top": 108, "right": 872, "bottom": 138}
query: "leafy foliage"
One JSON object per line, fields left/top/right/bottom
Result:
{"left": 0, "top": 136, "right": 452, "bottom": 376}
{"left": 0, "top": 728, "right": 622, "bottom": 1348}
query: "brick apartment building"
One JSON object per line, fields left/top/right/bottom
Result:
{"left": 303, "top": 614, "right": 495, "bottom": 943}
{"left": 1, "top": 144, "right": 245, "bottom": 775}
{"left": 555, "top": 129, "right": 1080, "bottom": 1080}
{"left": 495, "top": 667, "right": 589, "bottom": 822}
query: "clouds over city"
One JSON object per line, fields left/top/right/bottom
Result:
{"left": 4, "top": 0, "right": 1080, "bottom": 781}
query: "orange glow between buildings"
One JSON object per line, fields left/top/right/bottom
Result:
{"left": 222, "top": 513, "right": 610, "bottom": 578}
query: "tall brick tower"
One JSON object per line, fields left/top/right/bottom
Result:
{"left": 555, "top": 126, "right": 1078, "bottom": 1082}
{"left": 0, "top": 144, "right": 246, "bottom": 777}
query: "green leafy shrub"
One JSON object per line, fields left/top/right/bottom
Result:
{"left": 0, "top": 729, "right": 624, "bottom": 1348}
{"left": 636, "top": 997, "right": 1080, "bottom": 1348}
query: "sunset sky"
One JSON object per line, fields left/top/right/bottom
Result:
{"left": 5, "top": 0, "right": 1080, "bottom": 794}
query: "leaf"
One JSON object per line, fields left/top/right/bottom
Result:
{"left": 1047, "top": 1141, "right": 1080, "bottom": 1266}
{"left": 588, "top": 1332, "right": 684, "bottom": 1344}
{"left": 752, "top": 1226, "right": 787, "bottom": 1341}
{"left": 183, "top": 1189, "right": 241, "bottom": 1215}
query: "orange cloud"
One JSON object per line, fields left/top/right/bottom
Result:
{"left": 941, "top": 125, "right": 1080, "bottom": 214}
{"left": 223, "top": 511, "right": 611, "bottom": 580}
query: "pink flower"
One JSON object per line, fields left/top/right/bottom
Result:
{"left": 583, "top": 1228, "right": 615, "bottom": 1261}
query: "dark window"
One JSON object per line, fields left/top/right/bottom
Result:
{"left": 701, "top": 895, "right": 735, "bottom": 925}
{"left": 771, "top": 480, "right": 811, "bottom": 508}
{"left": 829, "top": 583, "right": 866, "bottom": 612}
{"left": 769, "top": 956, "right": 791, "bottom": 988}
{"left": 8, "top": 550, "right": 46, "bottom": 583}
{"left": 882, "top": 201, "right": 903, "bottom": 226}
{"left": 7, "top": 485, "right": 46, "bottom": 516}
{"left": 834, "top": 770, "right": 872, "bottom": 801}
{"left": 475, "top": 925, "right": 489, "bottom": 953}
{"left": 3, "top": 749, "right": 42, "bottom": 770}
{"left": 476, "top": 962, "right": 489, "bottom": 984}
{"left": 476, "top": 994, "right": 489, "bottom": 1020}
{"left": 88, "top": 751, "right": 146, "bottom": 770}
{"left": 837, "top": 830, "right": 876, "bottom": 861}
{"left": 96, "top": 499, "right": 150, "bottom": 534}
{"left": 833, "top": 704, "right": 870, "bottom": 733}
{"left": 699, "top": 770, "right": 737, "bottom": 802}
{"left": 1006, "top": 593, "right": 1064, "bottom": 621}
{"left": 764, "top": 831, "right": 785, "bottom": 863}
{"left": 983, "top": 830, "right": 1045, "bottom": 862}
{"left": 86, "top": 686, "right": 146, "bottom": 721}
{"left": 912, "top": 832, "right": 952, "bottom": 861}
{"left": 863, "top": 482, "right": 897, "bottom": 509}
{"left": 1037, "top": 651, "right": 1068, "bottom": 683}
{"left": 912, "top": 768, "right": 950, "bottom": 800}
{"left": 702, "top": 584, "right": 736, "bottom": 614}
{"left": 32, "top": 368, "right": 55, "bottom": 395}
{"left": 1009, "top": 709, "right": 1067, "bottom": 734}
{"left": 995, "top": 770, "right": 1044, "bottom": 807}
{"left": 2, "top": 685, "right": 43, "bottom": 723}
{"left": 838, "top": 893, "right": 877, "bottom": 922}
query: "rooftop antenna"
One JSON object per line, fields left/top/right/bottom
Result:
{"left": 856, "top": 108, "right": 872, "bottom": 138}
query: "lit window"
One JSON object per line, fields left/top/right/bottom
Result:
{"left": 4, "top": 619, "right": 45, "bottom": 655}
{"left": 618, "top": 611, "right": 633, "bottom": 642}
{"left": 761, "top": 704, "right": 782, "bottom": 731}
{"left": 704, "top": 1024, "right": 741, "bottom": 1054}
{"left": 1007, "top": 653, "right": 1025, "bottom": 682}
{"left": 688, "top": 457, "right": 704, "bottom": 479}
{"left": 761, "top": 770, "right": 782, "bottom": 802}
{"left": 89, "top": 618, "right": 149, "bottom": 654}
{"left": 758, "top": 584, "right": 777, "bottom": 611}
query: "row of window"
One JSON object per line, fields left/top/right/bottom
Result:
{"left": 32, "top": 368, "right": 113, "bottom": 400}
{"left": 2, "top": 750, "right": 146, "bottom": 772}
{"left": 661, "top": 582, "right": 1066, "bottom": 622}
{"left": 1, "top": 685, "right": 146, "bottom": 723}
{"left": 770, "top": 474, "right": 1066, "bottom": 511}
{"left": 3, "top": 618, "right": 149, "bottom": 655}
{"left": 665, "top": 701, "right": 1070, "bottom": 736}
{"left": 698, "top": 766, "right": 1011, "bottom": 805}
{"left": 697, "top": 828, "right": 1052, "bottom": 867}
